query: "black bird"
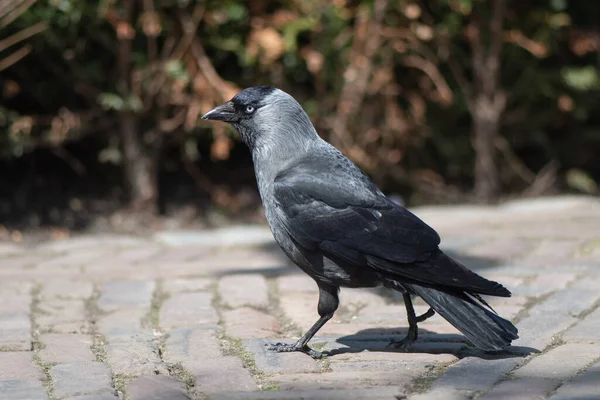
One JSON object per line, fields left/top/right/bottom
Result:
{"left": 202, "top": 86, "right": 518, "bottom": 359}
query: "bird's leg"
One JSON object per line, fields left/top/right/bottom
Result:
{"left": 416, "top": 307, "right": 435, "bottom": 323}
{"left": 388, "top": 293, "right": 434, "bottom": 351}
{"left": 266, "top": 284, "right": 339, "bottom": 359}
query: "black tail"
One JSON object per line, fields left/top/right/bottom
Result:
{"left": 405, "top": 283, "right": 519, "bottom": 351}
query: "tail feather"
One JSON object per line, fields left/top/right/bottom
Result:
{"left": 406, "top": 283, "right": 518, "bottom": 351}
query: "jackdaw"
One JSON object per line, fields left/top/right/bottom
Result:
{"left": 202, "top": 86, "right": 518, "bottom": 358}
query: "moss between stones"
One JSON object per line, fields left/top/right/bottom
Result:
{"left": 112, "top": 374, "right": 135, "bottom": 400}
{"left": 144, "top": 280, "right": 170, "bottom": 330}
{"left": 166, "top": 362, "right": 197, "bottom": 397}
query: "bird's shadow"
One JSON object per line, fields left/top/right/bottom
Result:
{"left": 319, "top": 328, "right": 538, "bottom": 360}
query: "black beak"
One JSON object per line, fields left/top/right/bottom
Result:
{"left": 201, "top": 101, "right": 236, "bottom": 122}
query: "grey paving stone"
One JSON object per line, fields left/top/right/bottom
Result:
{"left": 40, "top": 249, "right": 105, "bottom": 269}
{"left": 330, "top": 350, "right": 458, "bottom": 364}
{"left": 163, "top": 278, "right": 212, "bottom": 293}
{"left": 97, "top": 281, "right": 155, "bottom": 312}
{"left": 163, "top": 327, "right": 221, "bottom": 365}
{"left": 464, "top": 238, "right": 534, "bottom": 260}
{"left": 36, "top": 300, "right": 88, "bottom": 334}
{"left": 514, "top": 288, "right": 600, "bottom": 350}
{"left": 0, "top": 242, "right": 23, "bottom": 256}
{"left": 500, "top": 195, "right": 600, "bottom": 213}
{"left": 36, "top": 235, "right": 149, "bottom": 251}
{"left": 277, "top": 275, "right": 318, "bottom": 293}
{"left": 428, "top": 357, "right": 521, "bottom": 393}
{"left": 0, "top": 281, "right": 35, "bottom": 296}
{"left": 550, "top": 361, "right": 600, "bottom": 400}
{"left": 243, "top": 338, "right": 321, "bottom": 374}
{"left": 154, "top": 226, "right": 274, "bottom": 247}
{"left": 96, "top": 309, "right": 149, "bottom": 343}
{"left": 40, "top": 280, "right": 94, "bottom": 300}
{"left": 104, "top": 340, "right": 167, "bottom": 376}
{"left": 562, "top": 306, "right": 600, "bottom": 343}
{"left": 0, "top": 352, "right": 42, "bottom": 381}
{"left": 0, "top": 313, "right": 31, "bottom": 351}
{"left": 159, "top": 292, "right": 218, "bottom": 329}
{"left": 223, "top": 308, "right": 280, "bottom": 339}
{"left": 62, "top": 394, "right": 118, "bottom": 400}
{"left": 0, "top": 294, "right": 31, "bottom": 351}
{"left": 512, "top": 343, "right": 600, "bottom": 381}
{"left": 410, "top": 388, "right": 472, "bottom": 400}
{"left": 272, "top": 370, "right": 421, "bottom": 391}
{"left": 218, "top": 275, "right": 269, "bottom": 309}
{"left": 481, "top": 377, "right": 558, "bottom": 399}
{"left": 192, "top": 356, "right": 258, "bottom": 394}
{"left": 38, "top": 334, "right": 95, "bottom": 363}
{"left": 127, "top": 375, "right": 188, "bottom": 400}
{"left": 50, "top": 361, "right": 113, "bottom": 399}
{"left": 193, "top": 248, "right": 288, "bottom": 275}
{"left": 209, "top": 387, "right": 403, "bottom": 400}
{"left": 0, "top": 381, "right": 47, "bottom": 400}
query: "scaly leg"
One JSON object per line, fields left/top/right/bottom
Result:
{"left": 389, "top": 293, "right": 435, "bottom": 350}
{"left": 266, "top": 283, "right": 339, "bottom": 359}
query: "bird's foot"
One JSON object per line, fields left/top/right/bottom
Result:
{"left": 265, "top": 342, "right": 323, "bottom": 359}
{"left": 386, "top": 336, "right": 416, "bottom": 352}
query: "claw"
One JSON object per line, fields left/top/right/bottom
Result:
{"left": 390, "top": 337, "right": 413, "bottom": 352}
{"left": 264, "top": 341, "right": 323, "bottom": 359}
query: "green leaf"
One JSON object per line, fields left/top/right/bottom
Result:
{"left": 98, "top": 93, "right": 125, "bottom": 111}
{"left": 550, "top": 0, "right": 567, "bottom": 12}
{"left": 126, "top": 95, "right": 143, "bottom": 112}
{"left": 562, "top": 67, "right": 600, "bottom": 92}
{"left": 184, "top": 137, "right": 199, "bottom": 161}
{"left": 98, "top": 146, "right": 122, "bottom": 165}
{"left": 226, "top": 3, "right": 246, "bottom": 21}
{"left": 566, "top": 168, "right": 598, "bottom": 194}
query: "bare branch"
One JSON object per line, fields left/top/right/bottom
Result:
{"left": 190, "top": 40, "right": 239, "bottom": 102}
{"left": 0, "top": 0, "right": 35, "bottom": 28}
{"left": 400, "top": 55, "right": 453, "bottom": 105}
{"left": 0, "top": 21, "right": 47, "bottom": 52}
{"left": 0, "top": 45, "right": 30, "bottom": 71}
{"left": 489, "top": 0, "right": 507, "bottom": 67}
{"left": 504, "top": 30, "right": 548, "bottom": 58}
{"left": 494, "top": 135, "right": 535, "bottom": 183}
{"left": 51, "top": 146, "right": 87, "bottom": 176}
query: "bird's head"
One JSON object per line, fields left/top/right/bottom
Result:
{"left": 202, "top": 86, "right": 318, "bottom": 150}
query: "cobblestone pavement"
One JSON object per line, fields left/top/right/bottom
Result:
{"left": 1, "top": 196, "right": 599, "bottom": 400}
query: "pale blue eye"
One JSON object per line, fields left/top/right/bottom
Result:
{"left": 245, "top": 105, "right": 255, "bottom": 114}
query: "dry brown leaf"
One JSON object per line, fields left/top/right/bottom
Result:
{"left": 300, "top": 48, "right": 324, "bottom": 74}
{"left": 248, "top": 27, "right": 286, "bottom": 66}
{"left": 116, "top": 21, "right": 135, "bottom": 40}
{"left": 272, "top": 10, "right": 298, "bottom": 27}
{"left": 139, "top": 11, "right": 161, "bottom": 37}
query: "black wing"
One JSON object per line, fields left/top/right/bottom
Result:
{"left": 273, "top": 155, "right": 509, "bottom": 296}
{"left": 273, "top": 156, "right": 440, "bottom": 264}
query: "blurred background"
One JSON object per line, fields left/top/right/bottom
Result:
{"left": 1, "top": 0, "right": 599, "bottom": 240}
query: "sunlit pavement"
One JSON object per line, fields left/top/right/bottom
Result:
{"left": 0, "top": 195, "right": 599, "bottom": 399}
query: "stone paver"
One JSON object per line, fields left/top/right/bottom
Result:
{"left": 49, "top": 361, "right": 113, "bottom": 399}
{"left": 127, "top": 375, "right": 188, "bottom": 400}
{"left": 97, "top": 281, "right": 155, "bottom": 312}
{"left": 0, "top": 294, "right": 31, "bottom": 351}
{"left": 218, "top": 274, "right": 269, "bottom": 309}
{"left": 223, "top": 308, "right": 280, "bottom": 339}
{"left": 549, "top": 361, "right": 600, "bottom": 400}
{"left": 38, "top": 334, "right": 95, "bottom": 363}
{"left": 159, "top": 292, "right": 218, "bottom": 329}
{"left": 481, "top": 377, "right": 558, "bottom": 400}
{"left": 0, "top": 195, "right": 599, "bottom": 399}
{"left": 511, "top": 343, "right": 600, "bottom": 381}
